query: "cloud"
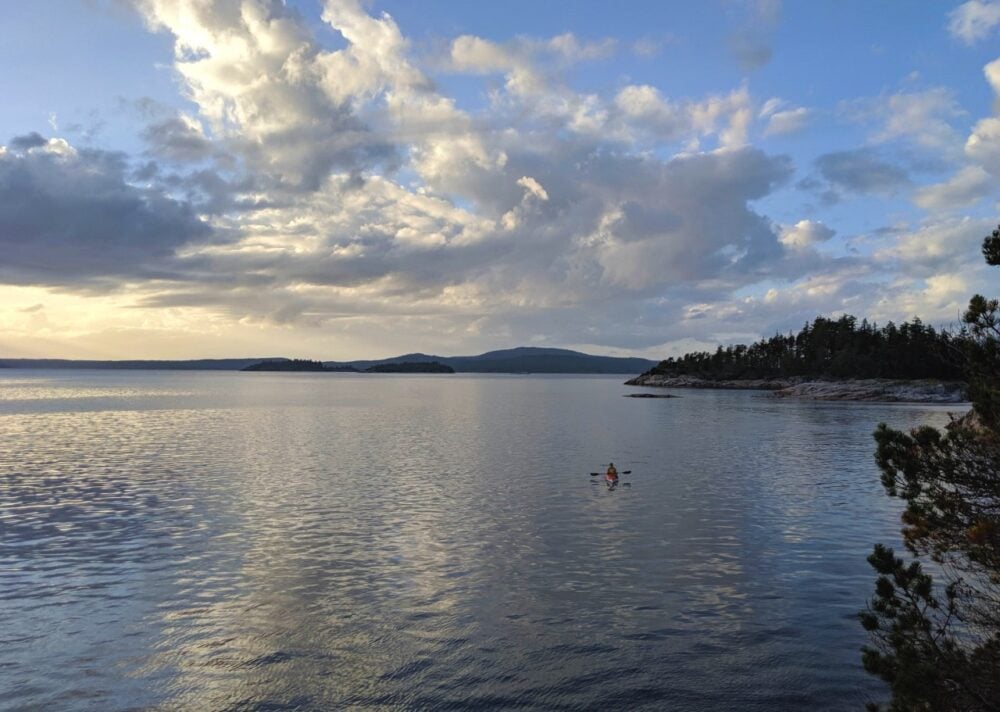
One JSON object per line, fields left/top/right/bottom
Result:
{"left": 614, "top": 84, "right": 753, "bottom": 148}
{"left": 10, "top": 132, "right": 49, "bottom": 151}
{"left": 948, "top": 0, "right": 1000, "bottom": 44}
{"left": 914, "top": 165, "right": 995, "bottom": 209}
{"left": 0, "top": 135, "right": 211, "bottom": 288}
{"left": 135, "top": 0, "right": 399, "bottom": 189}
{"left": 875, "top": 217, "right": 993, "bottom": 277}
{"left": 964, "top": 59, "right": 1000, "bottom": 175}
{"left": 987, "top": 56, "right": 1000, "bottom": 99}
{"left": 967, "top": 116, "right": 1000, "bottom": 173}
{"left": 141, "top": 114, "right": 214, "bottom": 162}
{"left": 778, "top": 220, "right": 835, "bottom": 249}
{"left": 815, "top": 148, "right": 911, "bottom": 195}
{"left": 545, "top": 33, "right": 617, "bottom": 63}
{"left": 728, "top": 0, "right": 781, "bottom": 71}
{"left": 632, "top": 37, "right": 665, "bottom": 58}
{"left": 761, "top": 104, "right": 809, "bottom": 136}
{"left": 843, "top": 87, "right": 964, "bottom": 153}
{"left": 449, "top": 32, "right": 615, "bottom": 73}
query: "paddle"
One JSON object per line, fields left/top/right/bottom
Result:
{"left": 590, "top": 470, "right": 631, "bottom": 476}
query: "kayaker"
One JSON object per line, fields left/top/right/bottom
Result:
{"left": 606, "top": 462, "right": 618, "bottom": 482}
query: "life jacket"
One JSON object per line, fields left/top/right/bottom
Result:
{"left": 606, "top": 466, "right": 618, "bottom": 480}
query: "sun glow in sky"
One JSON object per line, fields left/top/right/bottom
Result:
{"left": 2, "top": 0, "right": 999, "bottom": 360}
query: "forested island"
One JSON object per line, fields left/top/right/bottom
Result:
{"left": 242, "top": 359, "right": 358, "bottom": 372}
{"left": 628, "top": 315, "right": 968, "bottom": 402}
{"left": 241, "top": 359, "right": 453, "bottom": 373}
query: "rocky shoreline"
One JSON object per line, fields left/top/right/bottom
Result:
{"left": 624, "top": 374, "right": 968, "bottom": 403}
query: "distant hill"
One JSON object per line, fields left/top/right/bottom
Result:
{"left": 326, "top": 347, "right": 656, "bottom": 374}
{"left": 0, "top": 358, "right": 286, "bottom": 370}
{"left": 364, "top": 361, "right": 454, "bottom": 373}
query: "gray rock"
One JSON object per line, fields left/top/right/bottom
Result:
{"left": 624, "top": 375, "right": 967, "bottom": 403}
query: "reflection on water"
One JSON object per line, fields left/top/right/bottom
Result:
{"left": 0, "top": 372, "right": 964, "bottom": 710}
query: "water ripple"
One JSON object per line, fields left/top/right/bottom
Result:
{"left": 0, "top": 372, "right": 963, "bottom": 710}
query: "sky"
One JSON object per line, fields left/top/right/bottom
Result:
{"left": 1, "top": 0, "right": 999, "bottom": 360}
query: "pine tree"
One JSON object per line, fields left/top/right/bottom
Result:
{"left": 861, "top": 225, "right": 1000, "bottom": 711}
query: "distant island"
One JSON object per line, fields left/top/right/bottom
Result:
{"left": 0, "top": 347, "right": 655, "bottom": 375}
{"left": 242, "top": 359, "right": 359, "bottom": 372}
{"left": 627, "top": 316, "right": 968, "bottom": 403}
{"left": 241, "top": 359, "right": 454, "bottom": 373}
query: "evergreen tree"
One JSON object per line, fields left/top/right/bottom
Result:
{"left": 860, "top": 225, "right": 1000, "bottom": 711}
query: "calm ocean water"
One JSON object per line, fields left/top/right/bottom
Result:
{"left": 0, "top": 371, "right": 965, "bottom": 711}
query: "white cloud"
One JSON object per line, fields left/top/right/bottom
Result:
{"left": 875, "top": 217, "right": 993, "bottom": 276}
{"left": 778, "top": 220, "right": 835, "bottom": 249}
{"left": 914, "top": 165, "right": 994, "bottom": 209}
{"left": 961, "top": 57, "right": 1000, "bottom": 177}
{"left": 948, "top": 0, "right": 1000, "bottom": 44}
{"left": 450, "top": 34, "right": 519, "bottom": 73}
{"left": 966, "top": 116, "right": 1000, "bottom": 172}
{"left": 615, "top": 84, "right": 753, "bottom": 148}
{"left": 852, "top": 87, "right": 965, "bottom": 152}
{"left": 632, "top": 37, "right": 663, "bottom": 58}
{"left": 545, "top": 33, "right": 617, "bottom": 63}
{"left": 986, "top": 56, "right": 1000, "bottom": 96}
{"left": 763, "top": 107, "right": 809, "bottom": 136}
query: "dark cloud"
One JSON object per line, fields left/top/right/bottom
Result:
{"left": 0, "top": 141, "right": 212, "bottom": 288}
{"left": 729, "top": 36, "right": 773, "bottom": 71}
{"left": 142, "top": 117, "right": 214, "bottom": 162}
{"left": 727, "top": 0, "right": 780, "bottom": 71}
{"left": 796, "top": 175, "right": 840, "bottom": 205}
{"left": 132, "top": 160, "right": 159, "bottom": 181}
{"left": 815, "top": 149, "right": 911, "bottom": 195}
{"left": 9, "top": 132, "right": 48, "bottom": 151}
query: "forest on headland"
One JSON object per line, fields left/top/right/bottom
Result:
{"left": 645, "top": 315, "right": 965, "bottom": 382}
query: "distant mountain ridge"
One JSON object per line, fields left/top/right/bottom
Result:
{"left": 0, "top": 348, "right": 655, "bottom": 374}
{"left": 325, "top": 347, "right": 656, "bottom": 374}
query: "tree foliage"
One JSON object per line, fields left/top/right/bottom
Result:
{"left": 647, "top": 315, "right": 963, "bottom": 381}
{"left": 862, "top": 225, "right": 1000, "bottom": 711}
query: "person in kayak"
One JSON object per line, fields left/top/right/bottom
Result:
{"left": 606, "top": 462, "right": 618, "bottom": 483}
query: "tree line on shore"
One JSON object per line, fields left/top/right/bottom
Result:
{"left": 648, "top": 314, "right": 965, "bottom": 381}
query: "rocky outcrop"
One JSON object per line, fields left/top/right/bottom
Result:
{"left": 770, "top": 379, "right": 966, "bottom": 403}
{"left": 625, "top": 374, "right": 967, "bottom": 403}
{"left": 625, "top": 374, "right": 791, "bottom": 390}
